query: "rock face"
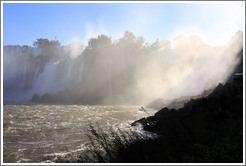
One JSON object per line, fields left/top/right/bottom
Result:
{"left": 122, "top": 79, "right": 243, "bottom": 163}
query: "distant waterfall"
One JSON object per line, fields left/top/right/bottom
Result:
{"left": 3, "top": 45, "right": 83, "bottom": 102}
{"left": 3, "top": 32, "right": 243, "bottom": 105}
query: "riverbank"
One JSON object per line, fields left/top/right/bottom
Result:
{"left": 117, "top": 79, "right": 243, "bottom": 163}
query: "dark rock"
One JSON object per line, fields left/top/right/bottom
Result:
{"left": 123, "top": 80, "right": 243, "bottom": 162}
{"left": 131, "top": 118, "right": 147, "bottom": 126}
{"left": 154, "top": 107, "right": 169, "bottom": 118}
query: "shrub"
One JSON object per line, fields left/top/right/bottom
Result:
{"left": 54, "top": 123, "right": 153, "bottom": 163}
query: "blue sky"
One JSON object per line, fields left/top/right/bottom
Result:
{"left": 3, "top": 2, "right": 245, "bottom": 46}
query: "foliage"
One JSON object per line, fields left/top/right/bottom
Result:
{"left": 33, "top": 38, "right": 61, "bottom": 49}
{"left": 51, "top": 74, "right": 243, "bottom": 163}
{"left": 88, "top": 35, "right": 111, "bottom": 49}
{"left": 31, "top": 94, "right": 40, "bottom": 102}
{"left": 55, "top": 123, "right": 151, "bottom": 163}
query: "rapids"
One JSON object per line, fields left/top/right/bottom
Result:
{"left": 3, "top": 105, "right": 156, "bottom": 163}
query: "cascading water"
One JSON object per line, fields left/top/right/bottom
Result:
{"left": 2, "top": 32, "right": 243, "bottom": 163}
{"left": 3, "top": 44, "right": 84, "bottom": 103}
{"left": 3, "top": 32, "right": 243, "bottom": 105}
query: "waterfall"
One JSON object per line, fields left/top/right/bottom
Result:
{"left": 3, "top": 32, "right": 243, "bottom": 104}
{"left": 33, "top": 62, "right": 59, "bottom": 95}
{"left": 3, "top": 45, "right": 81, "bottom": 102}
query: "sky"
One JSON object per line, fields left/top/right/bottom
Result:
{"left": 2, "top": 2, "right": 245, "bottom": 46}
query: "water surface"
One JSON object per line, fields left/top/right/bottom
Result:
{"left": 3, "top": 105, "right": 156, "bottom": 163}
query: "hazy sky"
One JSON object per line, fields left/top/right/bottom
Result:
{"left": 3, "top": 2, "right": 245, "bottom": 46}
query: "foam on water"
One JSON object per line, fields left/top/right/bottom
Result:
{"left": 3, "top": 105, "right": 157, "bottom": 163}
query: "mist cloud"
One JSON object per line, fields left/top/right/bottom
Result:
{"left": 3, "top": 31, "right": 243, "bottom": 105}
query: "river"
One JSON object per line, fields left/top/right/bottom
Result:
{"left": 3, "top": 105, "right": 156, "bottom": 163}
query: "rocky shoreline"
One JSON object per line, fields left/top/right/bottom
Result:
{"left": 116, "top": 78, "right": 243, "bottom": 163}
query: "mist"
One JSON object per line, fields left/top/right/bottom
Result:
{"left": 3, "top": 31, "right": 243, "bottom": 105}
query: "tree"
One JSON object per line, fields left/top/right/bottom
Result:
{"left": 33, "top": 38, "right": 60, "bottom": 48}
{"left": 88, "top": 35, "right": 111, "bottom": 49}
{"left": 31, "top": 94, "right": 40, "bottom": 102}
{"left": 33, "top": 38, "right": 61, "bottom": 63}
{"left": 40, "top": 93, "right": 53, "bottom": 103}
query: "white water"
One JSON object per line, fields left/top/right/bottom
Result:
{"left": 3, "top": 105, "right": 157, "bottom": 163}
{"left": 3, "top": 32, "right": 243, "bottom": 105}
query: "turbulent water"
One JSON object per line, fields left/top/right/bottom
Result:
{"left": 3, "top": 32, "right": 242, "bottom": 163}
{"left": 3, "top": 105, "right": 156, "bottom": 163}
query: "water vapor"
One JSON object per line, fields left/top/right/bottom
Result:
{"left": 3, "top": 31, "right": 243, "bottom": 105}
